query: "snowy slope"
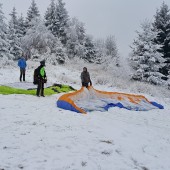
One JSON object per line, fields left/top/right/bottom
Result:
{"left": 0, "top": 61, "right": 170, "bottom": 170}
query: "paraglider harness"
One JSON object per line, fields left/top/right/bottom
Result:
{"left": 33, "top": 67, "right": 47, "bottom": 85}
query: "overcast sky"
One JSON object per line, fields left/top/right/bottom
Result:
{"left": 1, "top": 0, "right": 170, "bottom": 57}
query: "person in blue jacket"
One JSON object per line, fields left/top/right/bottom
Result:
{"left": 18, "top": 54, "right": 27, "bottom": 82}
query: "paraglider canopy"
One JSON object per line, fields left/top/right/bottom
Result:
{"left": 57, "top": 86, "right": 164, "bottom": 114}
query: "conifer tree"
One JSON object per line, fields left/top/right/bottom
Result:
{"left": 44, "top": 0, "right": 56, "bottom": 34}
{"left": 153, "top": 2, "right": 170, "bottom": 76}
{"left": 17, "top": 14, "right": 26, "bottom": 37}
{"left": 0, "top": 4, "right": 12, "bottom": 60}
{"left": 8, "top": 7, "right": 22, "bottom": 59}
{"left": 26, "top": 0, "right": 40, "bottom": 29}
{"left": 105, "top": 35, "right": 119, "bottom": 66}
{"left": 55, "top": 0, "right": 69, "bottom": 44}
{"left": 83, "top": 35, "right": 96, "bottom": 62}
{"left": 94, "top": 38, "right": 105, "bottom": 64}
{"left": 130, "top": 20, "right": 166, "bottom": 85}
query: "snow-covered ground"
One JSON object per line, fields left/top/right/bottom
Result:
{"left": 0, "top": 61, "right": 170, "bottom": 170}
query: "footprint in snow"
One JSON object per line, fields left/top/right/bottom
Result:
{"left": 101, "top": 150, "right": 112, "bottom": 156}
{"left": 18, "top": 164, "right": 24, "bottom": 169}
{"left": 81, "top": 161, "right": 87, "bottom": 167}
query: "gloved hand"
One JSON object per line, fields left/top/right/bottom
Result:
{"left": 90, "top": 81, "right": 92, "bottom": 86}
{"left": 44, "top": 78, "right": 47, "bottom": 83}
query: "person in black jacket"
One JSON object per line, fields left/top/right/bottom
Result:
{"left": 81, "top": 67, "right": 92, "bottom": 88}
{"left": 36, "top": 60, "right": 47, "bottom": 97}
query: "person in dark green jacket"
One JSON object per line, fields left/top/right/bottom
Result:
{"left": 36, "top": 60, "right": 47, "bottom": 97}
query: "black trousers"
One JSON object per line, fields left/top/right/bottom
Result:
{"left": 36, "top": 80, "right": 44, "bottom": 96}
{"left": 20, "top": 68, "right": 25, "bottom": 81}
{"left": 82, "top": 82, "right": 89, "bottom": 88}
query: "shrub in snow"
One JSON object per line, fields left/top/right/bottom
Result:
{"left": 95, "top": 76, "right": 110, "bottom": 85}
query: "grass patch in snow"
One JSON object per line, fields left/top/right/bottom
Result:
{"left": 0, "top": 84, "right": 75, "bottom": 96}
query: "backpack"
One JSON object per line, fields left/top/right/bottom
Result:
{"left": 33, "top": 67, "right": 40, "bottom": 85}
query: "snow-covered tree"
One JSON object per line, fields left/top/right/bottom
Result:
{"left": 44, "top": 0, "right": 56, "bottom": 34}
{"left": 17, "top": 14, "right": 29, "bottom": 59}
{"left": 130, "top": 20, "right": 166, "bottom": 85}
{"left": 0, "top": 3, "right": 12, "bottom": 60}
{"left": 9, "top": 7, "right": 18, "bottom": 30}
{"left": 83, "top": 35, "right": 96, "bottom": 62}
{"left": 22, "top": 18, "right": 54, "bottom": 53}
{"left": 93, "top": 36, "right": 119, "bottom": 68}
{"left": 25, "top": 0, "right": 40, "bottom": 29}
{"left": 153, "top": 2, "right": 170, "bottom": 76}
{"left": 55, "top": 0, "right": 69, "bottom": 45}
{"left": 66, "top": 18, "right": 86, "bottom": 58}
{"left": 94, "top": 38, "right": 105, "bottom": 64}
{"left": 44, "top": 0, "right": 69, "bottom": 45}
{"left": 17, "top": 14, "right": 26, "bottom": 38}
{"left": 71, "top": 18, "right": 86, "bottom": 45}
{"left": 8, "top": 7, "right": 22, "bottom": 60}
{"left": 22, "top": 17, "right": 67, "bottom": 64}
{"left": 105, "top": 35, "right": 119, "bottom": 66}
{"left": 46, "top": 40, "right": 67, "bottom": 65}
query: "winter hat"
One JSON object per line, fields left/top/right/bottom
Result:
{"left": 83, "top": 67, "right": 87, "bottom": 71}
{"left": 40, "top": 60, "right": 45, "bottom": 66}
